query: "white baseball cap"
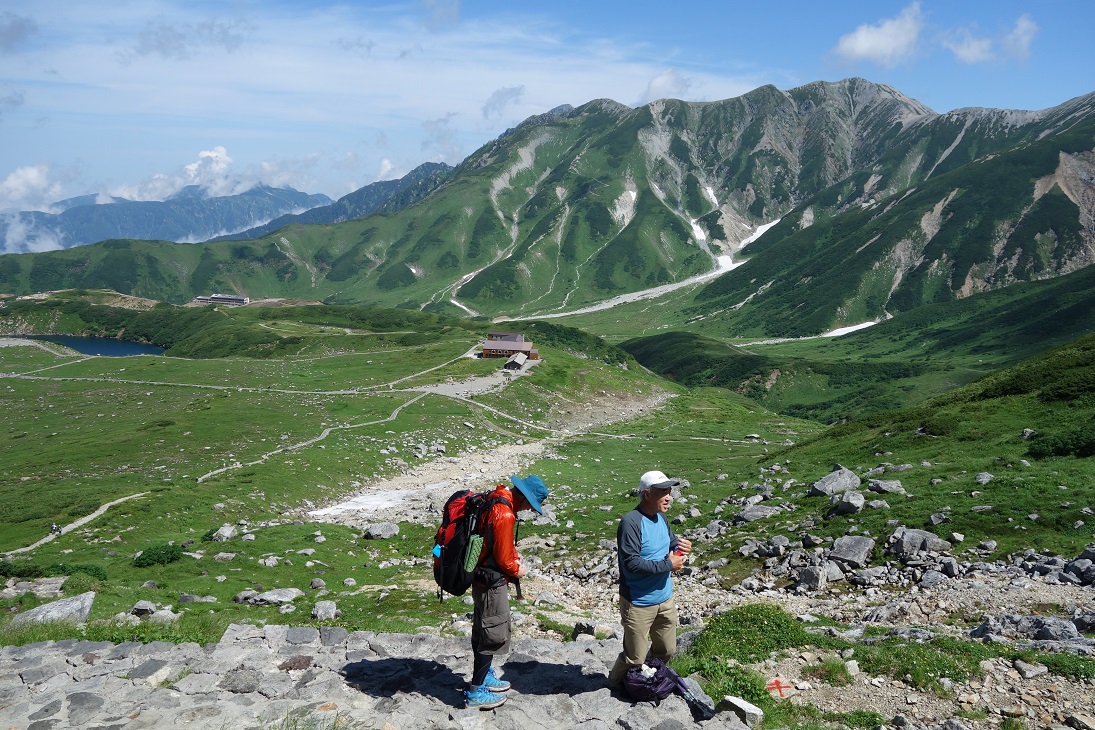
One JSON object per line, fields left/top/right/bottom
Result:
{"left": 639, "top": 470, "right": 680, "bottom": 492}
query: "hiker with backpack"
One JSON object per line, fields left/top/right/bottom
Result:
{"left": 433, "top": 474, "right": 548, "bottom": 710}
{"left": 607, "top": 470, "right": 691, "bottom": 691}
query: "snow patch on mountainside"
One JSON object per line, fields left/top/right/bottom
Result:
{"left": 489, "top": 132, "right": 550, "bottom": 207}
{"left": 612, "top": 177, "right": 638, "bottom": 227}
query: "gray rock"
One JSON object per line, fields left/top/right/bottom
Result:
{"left": 718, "top": 695, "right": 764, "bottom": 727}
{"left": 918, "top": 570, "right": 948, "bottom": 588}
{"left": 976, "top": 472, "right": 994, "bottom": 485}
{"left": 211, "top": 524, "right": 238, "bottom": 542}
{"left": 219, "top": 668, "right": 262, "bottom": 693}
{"left": 250, "top": 588, "right": 304, "bottom": 605}
{"left": 734, "top": 504, "right": 782, "bottom": 523}
{"left": 65, "top": 691, "right": 105, "bottom": 725}
{"left": 130, "top": 600, "right": 156, "bottom": 617}
{"left": 364, "top": 522, "right": 400, "bottom": 539}
{"left": 1013, "top": 659, "right": 1048, "bottom": 679}
{"left": 310, "top": 600, "right": 340, "bottom": 621}
{"left": 809, "top": 465, "right": 861, "bottom": 496}
{"left": 827, "top": 491, "right": 865, "bottom": 516}
{"left": 828, "top": 536, "right": 876, "bottom": 569}
{"left": 796, "top": 566, "right": 827, "bottom": 592}
{"left": 868, "top": 479, "right": 906, "bottom": 495}
{"left": 887, "top": 526, "right": 952, "bottom": 560}
{"left": 11, "top": 592, "right": 95, "bottom": 627}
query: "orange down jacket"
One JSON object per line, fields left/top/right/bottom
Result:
{"left": 477, "top": 485, "right": 521, "bottom": 578}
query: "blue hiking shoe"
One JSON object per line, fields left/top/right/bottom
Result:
{"left": 483, "top": 666, "right": 511, "bottom": 692}
{"left": 465, "top": 684, "right": 507, "bottom": 709}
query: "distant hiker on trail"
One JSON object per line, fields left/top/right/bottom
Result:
{"left": 465, "top": 474, "right": 549, "bottom": 710}
{"left": 50, "top": 523, "right": 59, "bottom": 535}
{"left": 607, "top": 470, "right": 691, "bottom": 690}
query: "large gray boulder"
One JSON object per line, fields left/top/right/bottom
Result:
{"left": 809, "top": 465, "right": 861, "bottom": 496}
{"left": 211, "top": 524, "right": 238, "bottom": 542}
{"left": 365, "top": 522, "right": 400, "bottom": 539}
{"left": 887, "top": 527, "right": 952, "bottom": 560}
{"left": 868, "top": 478, "right": 906, "bottom": 495}
{"left": 796, "top": 566, "right": 828, "bottom": 592}
{"left": 827, "top": 536, "right": 876, "bottom": 569}
{"left": 250, "top": 588, "right": 305, "bottom": 605}
{"left": 827, "top": 491, "right": 865, "bottom": 516}
{"left": 734, "top": 504, "right": 782, "bottom": 523}
{"left": 312, "top": 600, "right": 340, "bottom": 620}
{"left": 11, "top": 591, "right": 95, "bottom": 626}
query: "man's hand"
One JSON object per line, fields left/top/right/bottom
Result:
{"left": 516, "top": 563, "right": 528, "bottom": 578}
{"left": 669, "top": 551, "right": 685, "bottom": 571}
{"left": 676, "top": 538, "right": 692, "bottom": 556}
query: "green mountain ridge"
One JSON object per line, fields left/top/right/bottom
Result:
{"left": 0, "top": 78, "right": 1092, "bottom": 337}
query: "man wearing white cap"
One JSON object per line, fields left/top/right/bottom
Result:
{"left": 607, "top": 469, "right": 692, "bottom": 689}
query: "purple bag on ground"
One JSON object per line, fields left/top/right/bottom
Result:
{"left": 623, "top": 656, "right": 677, "bottom": 702}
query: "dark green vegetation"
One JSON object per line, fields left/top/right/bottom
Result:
{"left": 620, "top": 262, "right": 1095, "bottom": 424}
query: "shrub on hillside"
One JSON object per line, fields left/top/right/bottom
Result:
{"left": 133, "top": 543, "right": 184, "bottom": 568}
{"left": 1027, "top": 420, "right": 1095, "bottom": 459}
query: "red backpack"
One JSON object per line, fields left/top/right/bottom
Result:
{"left": 432, "top": 489, "right": 507, "bottom": 600}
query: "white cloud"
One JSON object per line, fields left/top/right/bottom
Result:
{"left": 482, "top": 85, "right": 525, "bottom": 119}
{"left": 638, "top": 68, "right": 693, "bottom": 104}
{"left": 940, "top": 14, "right": 1038, "bottom": 65}
{"left": 1002, "top": 14, "right": 1037, "bottom": 61}
{"left": 378, "top": 158, "right": 395, "bottom": 180}
{"left": 1, "top": 215, "right": 64, "bottom": 254}
{"left": 833, "top": 3, "right": 924, "bottom": 67}
{"left": 0, "top": 164, "right": 62, "bottom": 213}
{"left": 941, "top": 29, "right": 993, "bottom": 64}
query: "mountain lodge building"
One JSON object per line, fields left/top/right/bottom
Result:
{"left": 481, "top": 331, "right": 539, "bottom": 360}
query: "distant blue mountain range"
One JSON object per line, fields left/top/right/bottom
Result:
{"left": 0, "top": 162, "right": 452, "bottom": 255}
{"left": 1, "top": 185, "right": 333, "bottom": 254}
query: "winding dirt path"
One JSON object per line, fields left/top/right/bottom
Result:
{"left": 3, "top": 492, "right": 150, "bottom": 556}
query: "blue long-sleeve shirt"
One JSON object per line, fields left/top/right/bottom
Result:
{"left": 617, "top": 507, "right": 679, "bottom": 606}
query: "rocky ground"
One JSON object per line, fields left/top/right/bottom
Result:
{"left": 292, "top": 380, "right": 1095, "bottom": 729}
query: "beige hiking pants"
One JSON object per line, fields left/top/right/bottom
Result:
{"left": 607, "top": 595, "right": 677, "bottom": 687}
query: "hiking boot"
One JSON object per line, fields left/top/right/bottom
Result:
{"left": 483, "top": 666, "right": 511, "bottom": 692}
{"left": 465, "top": 684, "right": 507, "bottom": 709}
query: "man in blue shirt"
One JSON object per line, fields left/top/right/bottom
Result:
{"left": 607, "top": 469, "right": 692, "bottom": 689}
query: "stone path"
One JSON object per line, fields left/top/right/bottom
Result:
{"left": 0, "top": 624, "right": 748, "bottom": 730}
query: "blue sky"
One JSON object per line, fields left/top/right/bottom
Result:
{"left": 0, "top": 0, "right": 1091, "bottom": 216}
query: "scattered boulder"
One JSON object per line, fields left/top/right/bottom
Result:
{"left": 211, "top": 524, "right": 238, "bottom": 542}
{"left": 808, "top": 465, "right": 861, "bottom": 497}
{"left": 886, "top": 527, "right": 952, "bottom": 561}
{"left": 312, "top": 600, "right": 340, "bottom": 620}
{"left": 827, "top": 491, "right": 865, "bottom": 517}
{"left": 365, "top": 523, "right": 400, "bottom": 539}
{"left": 868, "top": 479, "right": 906, "bottom": 495}
{"left": 827, "top": 536, "right": 875, "bottom": 569}
{"left": 11, "top": 591, "right": 95, "bottom": 627}
{"left": 250, "top": 588, "right": 305, "bottom": 606}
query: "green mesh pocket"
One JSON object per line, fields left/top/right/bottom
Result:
{"left": 464, "top": 534, "right": 483, "bottom": 572}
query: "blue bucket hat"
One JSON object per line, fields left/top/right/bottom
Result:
{"left": 510, "top": 474, "right": 548, "bottom": 514}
